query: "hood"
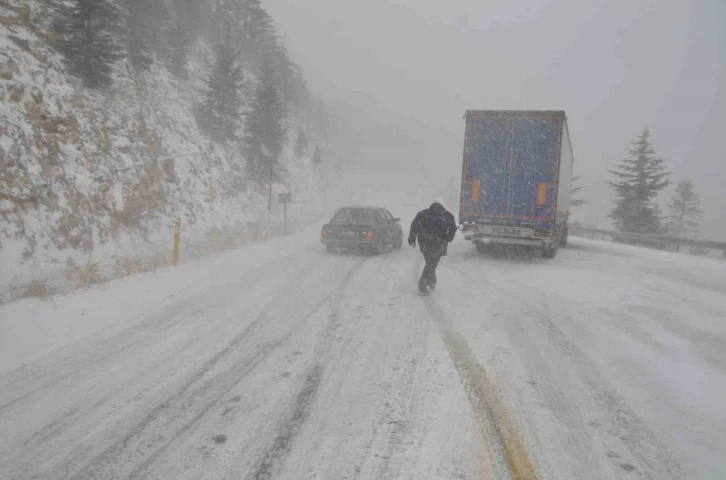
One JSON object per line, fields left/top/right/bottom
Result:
{"left": 429, "top": 202, "right": 446, "bottom": 213}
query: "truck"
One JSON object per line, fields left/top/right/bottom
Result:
{"left": 458, "top": 110, "right": 574, "bottom": 258}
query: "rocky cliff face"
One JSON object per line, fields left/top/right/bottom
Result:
{"left": 0, "top": 1, "right": 335, "bottom": 300}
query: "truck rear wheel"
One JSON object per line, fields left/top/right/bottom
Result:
{"left": 542, "top": 244, "right": 558, "bottom": 259}
{"left": 559, "top": 227, "right": 569, "bottom": 246}
{"left": 475, "top": 242, "right": 488, "bottom": 254}
{"left": 543, "top": 230, "right": 561, "bottom": 258}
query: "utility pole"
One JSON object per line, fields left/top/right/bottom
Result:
{"left": 268, "top": 165, "right": 273, "bottom": 210}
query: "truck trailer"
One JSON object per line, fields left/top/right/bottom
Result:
{"left": 459, "top": 110, "right": 574, "bottom": 258}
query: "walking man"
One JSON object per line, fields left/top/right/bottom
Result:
{"left": 408, "top": 198, "right": 457, "bottom": 294}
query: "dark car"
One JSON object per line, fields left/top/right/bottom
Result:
{"left": 321, "top": 206, "right": 404, "bottom": 254}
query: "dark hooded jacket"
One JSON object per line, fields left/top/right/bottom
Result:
{"left": 408, "top": 203, "right": 457, "bottom": 254}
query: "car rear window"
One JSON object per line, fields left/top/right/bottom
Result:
{"left": 330, "top": 209, "right": 375, "bottom": 226}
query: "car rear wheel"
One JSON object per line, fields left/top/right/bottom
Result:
{"left": 394, "top": 235, "right": 403, "bottom": 249}
{"left": 372, "top": 239, "right": 384, "bottom": 255}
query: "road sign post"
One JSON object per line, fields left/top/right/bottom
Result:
{"left": 279, "top": 193, "right": 292, "bottom": 235}
{"left": 268, "top": 165, "right": 289, "bottom": 211}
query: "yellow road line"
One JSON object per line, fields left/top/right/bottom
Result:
{"left": 429, "top": 300, "right": 537, "bottom": 480}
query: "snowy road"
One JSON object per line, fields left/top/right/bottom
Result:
{"left": 1, "top": 225, "right": 725, "bottom": 480}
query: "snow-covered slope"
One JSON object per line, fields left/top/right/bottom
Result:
{"left": 0, "top": 2, "right": 333, "bottom": 301}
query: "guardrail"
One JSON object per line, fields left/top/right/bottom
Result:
{"left": 569, "top": 226, "right": 726, "bottom": 258}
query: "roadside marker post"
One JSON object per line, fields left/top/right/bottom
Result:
{"left": 279, "top": 193, "right": 292, "bottom": 235}
{"left": 172, "top": 219, "right": 181, "bottom": 266}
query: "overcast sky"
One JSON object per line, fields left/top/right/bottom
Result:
{"left": 266, "top": 0, "right": 725, "bottom": 239}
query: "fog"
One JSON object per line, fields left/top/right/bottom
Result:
{"left": 266, "top": 0, "right": 726, "bottom": 240}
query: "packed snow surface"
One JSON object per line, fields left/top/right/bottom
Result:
{"left": 1, "top": 222, "right": 725, "bottom": 479}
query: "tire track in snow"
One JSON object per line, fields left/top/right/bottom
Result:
{"left": 1, "top": 253, "right": 331, "bottom": 476}
{"left": 247, "top": 366, "right": 323, "bottom": 480}
{"left": 0, "top": 298, "right": 202, "bottom": 411}
{"left": 341, "top": 313, "right": 427, "bottom": 480}
{"left": 0, "top": 250, "right": 308, "bottom": 411}
{"left": 530, "top": 295, "right": 685, "bottom": 480}
{"left": 426, "top": 298, "right": 537, "bottom": 480}
{"left": 61, "top": 257, "right": 369, "bottom": 480}
{"left": 243, "top": 255, "right": 376, "bottom": 480}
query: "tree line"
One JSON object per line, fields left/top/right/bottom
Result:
{"left": 50, "top": 0, "right": 324, "bottom": 183}
{"left": 571, "top": 127, "right": 704, "bottom": 240}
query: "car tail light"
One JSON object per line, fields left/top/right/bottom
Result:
{"left": 367, "top": 232, "right": 374, "bottom": 239}
{"left": 321, "top": 231, "right": 327, "bottom": 237}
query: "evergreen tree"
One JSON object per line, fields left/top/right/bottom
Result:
{"left": 124, "top": 0, "right": 169, "bottom": 71}
{"left": 667, "top": 180, "right": 703, "bottom": 239}
{"left": 265, "top": 39, "right": 305, "bottom": 105}
{"left": 196, "top": 25, "right": 243, "bottom": 142}
{"left": 219, "top": 0, "right": 274, "bottom": 60}
{"left": 53, "top": 0, "right": 123, "bottom": 89}
{"left": 571, "top": 176, "right": 588, "bottom": 208}
{"left": 165, "top": 21, "right": 190, "bottom": 78}
{"left": 163, "top": 0, "right": 201, "bottom": 78}
{"left": 608, "top": 127, "right": 670, "bottom": 233}
{"left": 295, "top": 131, "right": 308, "bottom": 157}
{"left": 244, "top": 58, "right": 287, "bottom": 181}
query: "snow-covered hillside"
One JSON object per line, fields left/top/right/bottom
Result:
{"left": 0, "top": 1, "right": 335, "bottom": 301}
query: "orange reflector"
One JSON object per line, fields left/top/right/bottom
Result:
{"left": 472, "top": 180, "right": 481, "bottom": 202}
{"left": 537, "top": 183, "right": 547, "bottom": 206}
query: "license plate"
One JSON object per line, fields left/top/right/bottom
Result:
{"left": 493, "top": 227, "right": 520, "bottom": 235}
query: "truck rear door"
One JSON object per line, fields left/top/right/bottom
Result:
{"left": 460, "top": 114, "right": 562, "bottom": 224}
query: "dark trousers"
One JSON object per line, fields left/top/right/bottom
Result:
{"left": 419, "top": 249, "right": 442, "bottom": 292}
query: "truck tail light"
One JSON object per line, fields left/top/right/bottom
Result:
{"left": 472, "top": 180, "right": 481, "bottom": 202}
{"left": 537, "top": 183, "right": 548, "bottom": 206}
{"left": 535, "top": 229, "right": 551, "bottom": 238}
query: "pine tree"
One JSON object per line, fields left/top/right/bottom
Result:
{"left": 295, "top": 131, "right": 308, "bottom": 157}
{"left": 166, "top": 21, "right": 190, "bottom": 78}
{"left": 53, "top": 0, "right": 123, "bottom": 89}
{"left": 265, "top": 39, "right": 306, "bottom": 105}
{"left": 124, "top": 0, "right": 169, "bottom": 71}
{"left": 667, "top": 180, "right": 703, "bottom": 239}
{"left": 608, "top": 127, "right": 670, "bottom": 234}
{"left": 219, "top": 0, "right": 274, "bottom": 60}
{"left": 244, "top": 58, "right": 287, "bottom": 181}
{"left": 196, "top": 25, "right": 243, "bottom": 142}
{"left": 571, "top": 176, "right": 588, "bottom": 208}
{"left": 162, "top": 0, "right": 201, "bottom": 78}
{"left": 212, "top": 0, "right": 304, "bottom": 105}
